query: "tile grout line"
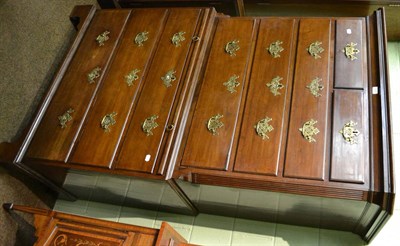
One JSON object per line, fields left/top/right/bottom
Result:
{"left": 117, "top": 177, "right": 132, "bottom": 223}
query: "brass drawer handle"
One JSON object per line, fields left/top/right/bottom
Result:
{"left": 225, "top": 40, "right": 240, "bottom": 56}
{"left": 339, "top": 120, "right": 360, "bottom": 144}
{"left": 171, "top": 31, "right": 186, "bottom": 47}
{"left": 306, "top": 77, "right": 324, "bottom": 97}
{"left": 96, "top": 30, "right": 110, "bottom": 46}
{"left": 266, "top": 76, "right": 284, "bottom": 96}
{"left": 223, "top": 75, "right": 240, "bottom": 93}
{"left": 307, "top": 41, "right": 324, "bottom": 59}
{"left": 135, "top": 31, "right": 149, "bottom": 46}
{"left": 299, "top": 119, "right": 319, "bottom": 143}
{"left": 142, "top": 115, "right": 159, "bottom": 136}
{"left": 101, "top": 112, "right": 117, "bottom": 132}
{"left": 87, "top": 67, "right": 101, "bottom": 84}
{"left": 161, "top": 70, "right": 176, "bottom": 87}
{"left": 58, "top": 108, "right": 74, "bottom": 129}
{"left": 207, "top": 114, "right": 224, "bottom": 135}
{"left": 125, "top": 69, "right": 140, "bottom": 87}
{"left": 254, "top": 117, "right": 274, "bottom": 140}
{"left": 267, "top": 40, "right": 284, "bottom": 58}
{"left": 342, "top": 42, "right": 360, "bottom": 61}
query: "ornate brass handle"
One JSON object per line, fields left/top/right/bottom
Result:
{"left": 58, "top": 108, "right": 74, "bottom": 129}
{"left": 339, "top": 120, "right": 360, "bottom": 144}
{"left": 87, "top": 67, "right": 101, "bottom": 84}
{"left": 267, "top": 40, "right": 284, "bottom": 58}
{"left": 254, "top": 117, "right": 274, "bottom": 140}
{"left": 223, "top": 75, "right": 240, "bottom": 93}
{"left": 207, "top": 114, "right": 224, "bottom": 135}
{"left": 266, "top": 76, "right": 284, "bottom": 96}
{"left": 307, "top": 41, "right": 324, "bottom": 59}
{"left": 342, "top": 42, "right": 360, "bottom": 61}
{"left": 125, "top": 69, "right": 140, "bottom": 87}
{"left": 134, "top": 31, "right": 149, "bottom": 46}
{"left": 299, "top": 119, "right": 319, "bottom": 143}
{"left": 142, "top": 115, "right": 159, "bottom": 136}
{"left": 161, "top": 70, "right": 176, "bottom": 87}
{"left": 225, "top": 40, "right": 240, "bottom": 56}
{"left": 96, "top": 31, "right": 110, "bottom": 46}
{"left": 101, "top": 112, "right": 117, "bottom": 132}
{"left": 306, "top": 77, "right": 324, "bottom": 97}
{"left": 171, "top": 31, "right": 186, "bottom": 47}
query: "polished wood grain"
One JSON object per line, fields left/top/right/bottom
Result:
{"left": 181, "top": 18, "right": 257, "bottom": 170}
{"left": 116, "top": 9, "right": 204, "bottom": 173}
{"left": 26, "top": 10, "right": 131, "bottom": 162}
{"left": 70, "top": 9, "right": 168, "bottom": 168}
{"left": 334, "top": 19, "right": 366, "bottom": 89}
{"left": 330, "top": 90, "right": 366, "bottom": 183}
{"left": 234, "top": 18, "right": 297, "bottom": 175}
{"left": 284, "top": 18, "right": 332, "bottom": 180}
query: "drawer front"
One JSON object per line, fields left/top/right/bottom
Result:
{"left": 116, "top": 9, "right": 204, "bottom": 173}
{"left": 284, "top": 19, "right": 332, "bottom": 180}
{"left": 26, "top": 10, "right": 130, "bottom": 162}
{"left": 234, "top": 19, "right": 296, "bottom": 175}
{"left": 330, "top": 90, "right": 367, "bottom": 183}
{"left": 181, "top": 18, "right": 257, "bottom": 170}
{"left": 334, "top": 19, "right": 366, "bottom": 89}
{"left": 70, "top": 9, "right": 168, "bottom": 167}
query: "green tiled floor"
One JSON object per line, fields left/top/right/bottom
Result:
{"left": 54, "top": 42, "right": 400, "bottom": 245}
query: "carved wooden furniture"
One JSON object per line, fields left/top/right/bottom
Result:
{"left": 3, "top": 203, "right": 190, "bottom": 246}
{"left": 0, "top": 5, "right": 394, "bottom": 243}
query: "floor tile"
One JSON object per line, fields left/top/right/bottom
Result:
{"left": 190, "top": 214, "right": 235, "bottom": 246}
{"left": 86, "top": 201, "right": 121, "bottom": 222}
{"left": 53, "top": 199, "right": 88, "bottom": 216}
{"left": 154, "top": 211, "right": 195, "bottom": 240}
{"left": 118, "top": 206, "right": 157, "bottom": 228}
{"left": 231, "top": 218, "right": 276, "bottom": 246}
{"left": 63, "top": 170, "right": 98, "bottom": 199}
{"left": 319, "top": 229, "right": 364, "bottom": 246}
{"left": 90, "top": 173, "right": 130, "bottom": 205}
{"left": 274, "top": 224, "right": 319, "bottom": 246}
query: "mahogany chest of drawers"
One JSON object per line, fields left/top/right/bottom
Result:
{"left": 0, "top": 5, "right": 394, "bottom": 242}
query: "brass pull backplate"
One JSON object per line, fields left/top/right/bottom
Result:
{"left": 101, "top": 112, "right": 117, "bottom": 132}
{"left": 223, "top": 75, "right": 240, "bottom": 93}
{"left": 142, "top": 115, "right": 159, "bottom": 136}
{"left": 171, "top": 31, "right": 186, "bottom": 47}
{"left": 266, "top": 76, "right": 284, "bottom": 96}
{"left": 339, "top": 120, "right": 360, "bottom": 144}
{"left": 254, "top": 117, "right": 274, "bottom": 140}
{"left": 299, "top": 119, "right": 319, "bottom": 143}
{"left": 267, "top": 40, "right": 284, "bottom": 58}
{"left": 342, "top": 42, "right": 360, "bottom": 61}
{"left": 135, "top": 31, "right": 149, "bottom": 46}
{"left": 207, "top": 114, "right": 224, "bottom": 135}
{"left": 225, "top": 40, "right": 240, "bottom": 56}
{"left": 87, "top": 67, "right": 101, "bottom": 84}
{"left": 58, "top": 108, "right": 74, "bottom": 129}
{"left": 161, "top": 70, "right": 176, "bottom": 87}
{"left": 306, "top": 77, "right": 324, "bottom": 97}
{"left": 125, "top": 69, "right": 140, "bottom": 87}
{"left": 307, "top": 41, "right": 324, "bottom": 59}
{"left": 96, "top": 30, "right": 110, "bottom": 46}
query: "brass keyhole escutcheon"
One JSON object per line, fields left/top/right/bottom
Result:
{"left": 134, "top": 31, "right": 149, "bottom": 46}
{"left": 254, "top": 117, "right": 274, "bottom": 140}
{"left": 340, "top": 120, "right": 360, "bottom": 144}
{"left": 306, "top": 77, "right": 324, "bottom": 97}
{"left": 171, "top": 31, "right": 186, "bottom": 47}
{"left": 142, "top": 115, "right": 159, "bottom": 136}
{"left": 58, "top": 108, "right": 74, "bottom": 129}
{"left": 267, "top": 40, "right": 284, "bottom": 58}
{"left": 161, "top": 70, "right": 177, "bottom": 87}
{"left": 96, "top": 30, "right": 110, "bottom": 46}
{"left": 342, "top": 42, "right": 360, "bottom": 61}
{"left": 207, "top": 114, "right": 224, "bottom": 135}
{"left": 225, "top": 40, "right": 240, "bottom": 56}
{"left": 101, "top": 112, "right": 117, "bottom": 133}
{"left": 125, "top": 69, "right": 140, "bottom": 87}
{"left": 223, "top": 75, "right": 240, "bottom": 93}
{"left": 299, "top": 119, "right": 320, "bottom": 143}
{"left": 87, "top": 67, "right": 101, "bottom": 84}
{"left": 266, "top": 76, "right": 284, "bottom": 96}
{"left": 307, "top": 41, "right": 324, "bottom": 59}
